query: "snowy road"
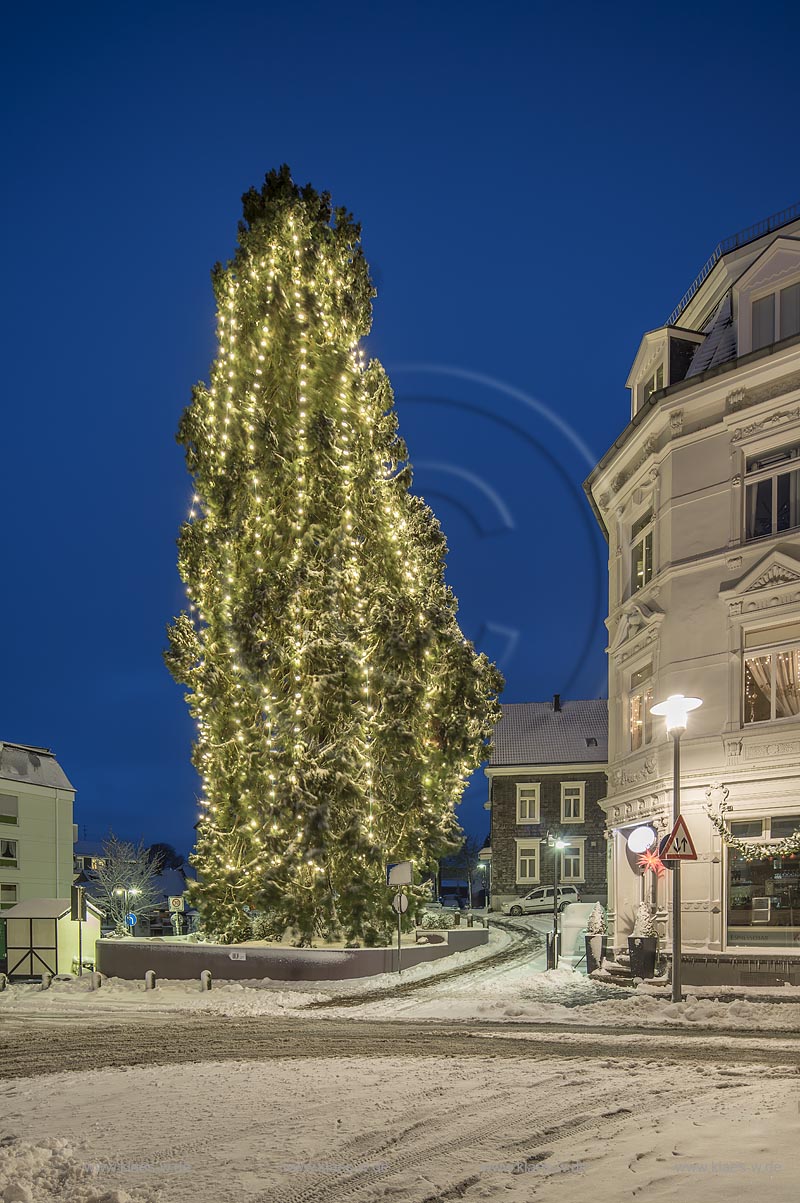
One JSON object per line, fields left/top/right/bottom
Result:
{"left": 2, "top": 1013, "right": 799, "bottom": 1080}
{"left": 2, "top": 1050, "right": 797, "bottom": 1203}
{"left": 2, "top": 920, "right": 799, "bottom": 1202}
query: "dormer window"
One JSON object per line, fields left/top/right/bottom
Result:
{"left": 752, "top": 281, "right": 800, "bottom": 351}
{"left": 641, "top": 363, "right": 664, "bottom": 408}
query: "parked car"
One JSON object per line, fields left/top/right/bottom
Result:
{"left": 501, "top": 885, "right": 581, "bottom": 916}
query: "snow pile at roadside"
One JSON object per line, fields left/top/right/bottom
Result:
{"left": 0, "top": 926, "right": 514, "bottom": 1018}
{"left": 0, "top": 1137, "right": 146, "bottom": 1203}
{"left": 342, "top": 964, "right": 800, "bottom": 1030}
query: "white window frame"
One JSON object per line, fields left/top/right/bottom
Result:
{"left": 630, "top": 507, "right": 655, "bottom": 595}
{"left": 628, "top": 660, "right": 654, "bottom": 752}
{"left": 0, "top": 882, "right": 17, "bottom": 910}
{"left": 560, "top": 838, "right": 585, "bottom": 883}
{"left": 515, "top": 838, "right": 541, "bottom": 884}
{"left": 516, "top": 782, "right": 540, "bottom": 824}
{"left": 636, "top": 361, "right": 664, "bottom": 413}
{"left": 743, "top": 441, "right": 800, "bottom": 542}
{"left": 0, "top": 793, "right": 18, "bottom": 825}
{"left": 743, "top": 633, "right": 800, "bottom": 725}
{"left": 560, "top": 781, "right": 585, "bottom": 823}
{"left": 0, "top": 837, "right": 18, "bottom": 869}
{"left": 750, "top": 279, "right": 800, "bottom": 351}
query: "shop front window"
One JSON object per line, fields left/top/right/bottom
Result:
{"left": 727, "top": 843, "right": 800, "bottom": 948}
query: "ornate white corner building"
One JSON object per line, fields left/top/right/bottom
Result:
{"left": 585, "top": 203, "right": 800, "bottom": 983}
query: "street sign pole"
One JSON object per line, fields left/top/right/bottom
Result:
{"left": 391, "top": 891, "right": 408, "bottom": 974}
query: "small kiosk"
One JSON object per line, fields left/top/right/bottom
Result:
{"left": 3, "top": 897, "right": 102, "bottom": 978}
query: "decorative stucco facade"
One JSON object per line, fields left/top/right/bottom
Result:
{"left": 586, "top": 204, "right": 800, "bottom": 981}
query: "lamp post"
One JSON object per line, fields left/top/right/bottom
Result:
{"left": 114, "top": 886, "right": 140, "bottom": 935}
{"left": 650, "top": 693, "right": 702, "bottom": 1003}
{"left": 547, "top": 835, "right": 566, "bottom": 969}
{"left": 476, "top": 861, "right": 487, "bottom": 909}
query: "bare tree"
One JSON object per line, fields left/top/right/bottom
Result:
{"left": 445, "top": 835, "right": 485, "bottom": 909}
{"left": 92, "top": 835, "right": 164, "bottom": 935}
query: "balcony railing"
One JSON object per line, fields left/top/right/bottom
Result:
{"left": 666, "top": 201, "right": 800, "bottom": 328}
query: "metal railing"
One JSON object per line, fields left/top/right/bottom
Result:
{"left": 666, "top": 201, "right": 800, "bottom": 328}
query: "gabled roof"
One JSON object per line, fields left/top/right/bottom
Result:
{"left": 73, "top": 840, "right": 105, "bottom": 858}
{"left": 2, "top": 897, "right": 102, "bottom": 920}
{"left": 489, "top": 699, "right": 608, "bottom": 767}
{"left": 0, "top": 742, "right": 74, "bottom": 792}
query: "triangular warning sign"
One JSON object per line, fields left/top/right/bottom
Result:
{"left": 661, "top": 815, "right": 698, "bottom": 861}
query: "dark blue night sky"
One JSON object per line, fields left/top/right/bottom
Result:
{"left": 2, "top": 0, "right": 798, "bottom": 854}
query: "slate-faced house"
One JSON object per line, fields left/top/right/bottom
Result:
{"left": 485, "top": 697, "right": 608, "bottom": 909}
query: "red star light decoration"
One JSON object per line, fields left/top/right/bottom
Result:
{"left": 638, "top": 848, "right": 666, "bottom": 878}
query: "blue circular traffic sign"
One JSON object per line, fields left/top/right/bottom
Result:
{"left": 126, "top": 912, "right": 137, "bottom": 926}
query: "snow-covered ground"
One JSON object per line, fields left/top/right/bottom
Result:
{"left": 2, "top": 1053, "right": 797, "bottom": 1202}
{"left": 3, "top": 918, "right": 800, "bottom": 1030}
{"left": 2, "top": 919, "right": 798, "bottom": 1201}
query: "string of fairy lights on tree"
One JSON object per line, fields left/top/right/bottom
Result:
{"left": 165, "top": 166, "right": 503, "bottom": 944}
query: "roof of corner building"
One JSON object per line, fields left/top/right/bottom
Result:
{"left": 666, "top": 202, "right": 800, "bottom": 329}
{"left": 489, "top": 700, "right": 608, "bottom": 767}
{"left": 0, "top": 742, "right": 74, "bottom": 791}
{"left": 684, "top": 293, "right": 738, "bottom": 378}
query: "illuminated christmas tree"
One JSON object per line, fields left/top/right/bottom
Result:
{"left": 166, "top": 166, "right": 502, "bottom": 944}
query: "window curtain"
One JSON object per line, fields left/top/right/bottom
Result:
{"left": 775, "top": 650, "right": 800, "bottom": 718}
{"left": 753, "top": 294, "right": 775, "bottom": 350}
{"left": 780, "top": 282, "right": 800, "bottom": 340}
{"left": 745, "top": 655, "right": 772, "bottom": 722}
{"left": 777, "top": 468, "right": 800, "bottom": 532}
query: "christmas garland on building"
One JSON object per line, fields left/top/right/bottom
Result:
{"left": 705, "top": 798, "right": 800, "bottom": 860}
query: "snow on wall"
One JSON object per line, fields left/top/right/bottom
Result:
{"left": 96, "top": 929, "right": 489, "bottom": 981}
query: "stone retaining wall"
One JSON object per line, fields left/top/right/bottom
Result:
{"left": 96, "top": 927, "right": 489, "bottom": 981}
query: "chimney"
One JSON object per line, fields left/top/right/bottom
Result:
{"left": 553, "top": 693, "right": 561, "bottom": 712}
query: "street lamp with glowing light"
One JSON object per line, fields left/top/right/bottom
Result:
{"left": 114, "top": 886, "right": 141, "bottom": 935}
{"left": 650, "top": 693, "right": 702, "bottom": 1001}
{"left": 546, "top": 835, "right": 566, "bottom": 968}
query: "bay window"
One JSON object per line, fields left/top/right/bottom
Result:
{"left": 630, "top": 509, "right": 654, "bottom": 593}
{"left": 743, "top": 630, "right": 800, "bottom": 724}
{"left": 629, "top": 661, "right": 654, "bottom": 751}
